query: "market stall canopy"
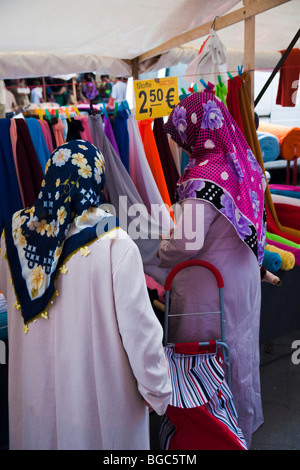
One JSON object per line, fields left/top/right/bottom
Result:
{"left": 0, "top": 0, "right": 299, "bottom": 79}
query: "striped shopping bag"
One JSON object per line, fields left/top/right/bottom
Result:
{"left": 159, "top": 342, "right": 247, "bottom": 450}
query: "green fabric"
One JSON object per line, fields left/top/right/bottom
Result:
{"left": 266, "top": 231, "right": 300, "bottom": 249}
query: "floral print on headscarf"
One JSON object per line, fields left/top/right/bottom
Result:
{"left": 4, "top": 140, "right": 117, "bottom": 326}
{"left": 164, "top": 92, "right": 266, "bottom": 265}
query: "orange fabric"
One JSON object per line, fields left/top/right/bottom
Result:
{"left": 138, "top": 119, "right": 174, "bottom": 220}
{"left": 258, "top": 121, "right": 300, "bottom": 161}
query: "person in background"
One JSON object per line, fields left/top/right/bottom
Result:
{"left": 108, "top": 76, "right": 128, "bottom": 109}
{"left": 82, "top": 73, "right": 99, "bottom": 104}
{"left": 10, "top": 79, "right": 30, "bottom": 107}
{"left": 0, "top": 139, "right": 171, "bottom": 450}
{"left": 52, "top": 78, "right": 69, "bottom": 106}
{"left": 157, "top": 91, "right": 267, "bottom": 448}
{"left": 30, "top": 80, "right": 44, "bottom": 104}
{"left": 99, "top": 75, "right": 113, "bottom": 102}
{"left": 4, "top": 83, "right": 17, "bottom": 115}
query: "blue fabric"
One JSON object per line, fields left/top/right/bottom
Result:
{"left": 181, "top": 151, "right": 189, "bottom": 174}
{"left": 0, "top": 119, "right": 23, "bottom": 234}
{"left": 263, "top": 249, "right": 282, "bottom": 272}
{"left": 0, "top": 311, "right": 7, "bottom": 340}
{"left": 257, "top": 131, "right": 280, "bottom": 163}
{"left": 26, "top": 117, "right": 50, "bottom": 173}
{"left": 269, "top": 188, "right": 300, "bottom": 199}
{"left": 113, "top": 105, "right": 129, "bottom": 172}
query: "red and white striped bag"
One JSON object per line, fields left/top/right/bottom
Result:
{"left": 159, "top": 342, "right": 247, "bottom": 450}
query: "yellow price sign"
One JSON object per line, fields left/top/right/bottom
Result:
{"left": 134, "top": 77, "right": 179, "bottom": 120}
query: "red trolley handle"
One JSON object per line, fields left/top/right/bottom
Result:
{"left": 164, "top": 260, "right": 224, "bottom": 291}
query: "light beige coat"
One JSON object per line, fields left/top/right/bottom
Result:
{"left": 0, "top": 227, "right": 171, "bottom": 450}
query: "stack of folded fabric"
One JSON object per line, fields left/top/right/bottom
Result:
{"left": 258, "top": 122, "right": 300, "bottom": 161}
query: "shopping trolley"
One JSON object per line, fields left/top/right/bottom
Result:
{"left": 160, "top": 259, "right": 247, "bottom": 450}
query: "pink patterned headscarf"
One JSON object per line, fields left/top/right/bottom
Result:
{"left": 164, "top": 92, "right": 266, "bottom": 265}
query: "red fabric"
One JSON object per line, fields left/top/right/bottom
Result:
{"left": 266, "top": 204, "right": 300, "bottom": 244}
{"left": 174, "top": 341, "right": 217, "bottom": 355}
{"left": 273, "top": 202, "right": 300, "bottom": 231}
{"left": 276, "top": 49, "right": 300, "bottom": 108}
{"left": 166, "top": 405, "right": 245, "bottom": 450}
{"left": 226, "top": 75, "right": 245, "bottom": 135}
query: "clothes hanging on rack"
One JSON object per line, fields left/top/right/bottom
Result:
{"left": 87, "top": 113, "right": 171, "bottom": 278}
{"left": 103, "top": 113, "right": 120, "bottom": 158}
{"left": 127, "top": 112, "right": 174, "bottom": 231}
{"left": 15, "top": 119, "right": 44, "bottom": 207}
{"left": 66, "top": 117, "right": 85, "bottom": 141}
{"left": 9, "top": 118, "right": 25, "bottom": 206}
{"left": 138, "top": 119, "right": 172, "bottom": 211}
{"left": 0, "top": 119, "right": 23, "bottom": 233}
{"left": 153, "top": 118, "right": 179, "bottom": 205}
{"left": 74, "top": 115, "right": 94, "bottom": 143}
{"left": 38, "top": 119, "right": 54, "bottom": 153}
{"left": 113, "top": 106, "right": 130, "bottom": 172}
{"left": 26, "top": 117, "right": 50, "bottom": 173}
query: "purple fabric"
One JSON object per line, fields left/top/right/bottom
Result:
{"left": 103, "top": 115, "right": 121, "bottom": 158}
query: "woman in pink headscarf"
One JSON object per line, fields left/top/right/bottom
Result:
{"left": 158, "top": 92, "right": 267, "bottom": 448}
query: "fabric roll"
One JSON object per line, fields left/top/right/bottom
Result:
{"left": 113, "top": 106, "right": 130, "bottom": 172}
{"left": 258, "top": 121, "right": 300, "bottom": 161}
{"left": 270, "top": 188, "right": 300, "bottom": 200}
{"left": 263, "top": 248, "right": 282, "bottom": 272}
{"left": 265, "top": 204, "right": 300, "bottom": 245}
{"left": 271, "top": 193, "right": 300, "bottom": 207}
{"left": 266, "top": 230, "right": 300, "bottom": 249}
{"left": 0, "top": 119, "right": 23, "bottom": 233}
{"left": 266, "top": 238, "right": 300, "bottom": 266}
{"left": 153, "top": 118, "right": 179, "bottom": 204}
{"left": 273, "top": 201, "right": 300, "bottom": 231}
{"left": 257, "top": 131, "right": 280, "bottom": 162}
{"left": 270, "top": 183, "right": 300, "bottom": 193}
{"left": 26, "top": 117, "right": 50, "bottom": 173}
{"left": 265, "top": 244, "right": 295, "bottom": 271}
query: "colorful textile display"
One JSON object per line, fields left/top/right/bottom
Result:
{"left": 265, "top": 244, "right": 295, "bottom": 271}
{"left": 266, "top": 237, "right": 300, "bottom": 266}
{"left": 258, "top": 121, "right": 300, "bottom": 161}
{"left": 138, "top": 119, "right": 173, "bottom": 211}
